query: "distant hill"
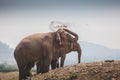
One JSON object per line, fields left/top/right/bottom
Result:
{"left": 0, "top": 41, "right": 14, "bottom": 64}
{"left": 81, "top": 41, "right": 120, "bottom": 61}
{"left": 65, "top": 41, "right": 120, "bottom": 66}
{"left": 0, "top": 41, "right": 120, "bottom": 65}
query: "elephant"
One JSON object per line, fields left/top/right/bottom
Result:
{"left": 51, "top": 41, "right": 81, "bottom": 69}
{"left": 36, "top": 29, "right": 81, "bottom": 73}
{"left": 14, "top": 28, "right": 78, "bottom": 80}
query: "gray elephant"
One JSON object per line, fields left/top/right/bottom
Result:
{"left": 14, "top": 28, "right": 78, "bottom": 80}
{"left": 51, "top": 41, "right": 81, "bottom": 69}
{"left": 36, "top": 29, "right": 81, "bottom": 73}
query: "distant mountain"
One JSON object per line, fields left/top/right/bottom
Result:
{"left": 65, "top": 41, "right": 120, "bottom": 66}
{"left": 0, "top": 41, "right": 120, "bottom": 65}
{"left": 0, "top": 41, "right": 15, "bottom": 64}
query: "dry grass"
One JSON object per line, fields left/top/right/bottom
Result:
{"left": 0, "top": 72, "right": 18, "bottom": 80}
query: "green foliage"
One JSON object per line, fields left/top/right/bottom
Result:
{"left": 0, "top": 62, "right": 18, "bottom": 72}
{"left": 67, "top": 73, "right": 77, "bottom": 80}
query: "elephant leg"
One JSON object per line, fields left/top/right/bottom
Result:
{"left": 51, "top": 57, "right": 60, "bottom": 69}
{"left": 37, "top": 67, "right": 42, "bottom": 74}
{"left": 19, "top": 68, "right": 25, "bottom": 80}
{"left": 37, "top": 60, "right": 50, "bottom": 73}
{"left": 42, "top": 63, "right": 50, "bottom": 73}
{"left": 36, "top": 61, "right": 42, "bottom": 74}
{"left": 19, "top": 69, "right": 25, "bottom": 80}
{"left": 40, "top": 64, "right": 49, "bottom": 73}
{"left": 18, "top": 64, "right": 26, "bottom": 80}
{"left": 51, "top": 60, "right": 57, "bottom": 69}
{"left": 56, "top": 59, "right": 59, "bottom": 68}
{"left": 24, "top": 63, "right": 34, "bottom": 77}
{"left": 60, "top": 55, "right": 66, "bottom": 67}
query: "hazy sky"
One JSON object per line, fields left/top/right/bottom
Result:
{"left": 0, "top": 0, "right": 120, "bottom": 49}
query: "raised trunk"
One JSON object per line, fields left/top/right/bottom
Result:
{"left": 63, "top": 29, "right": 78, "bottom": 41}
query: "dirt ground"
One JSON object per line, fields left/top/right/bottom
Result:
{"left": 32, "top": 60, "right": 120, "bottom": 80}
{"left": 0, "top": 60, "right": 120, "bottom": 80}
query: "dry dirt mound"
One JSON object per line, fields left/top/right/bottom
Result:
{"left": 32, "top": 60, "right": 120, "bottom": 80}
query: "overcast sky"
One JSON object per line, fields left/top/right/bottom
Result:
{"left": 0, "top": 0, "right": 120, "bottom": 49}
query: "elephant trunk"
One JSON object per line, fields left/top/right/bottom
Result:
{"left": 63, "top": 29, "right": 78, "bottom": 41}
{"left": 77, "top": 44, "right": 81, "bottom": 63}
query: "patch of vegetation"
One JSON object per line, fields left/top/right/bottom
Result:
{"left": 0, "top": 62, "right": 18, "bottom": 72}
{"left": 67, "top": 73, "right": 77, "bottom": 80}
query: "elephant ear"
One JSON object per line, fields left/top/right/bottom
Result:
{"left": 56, "top": 28, "right": 67, "bottom": 45}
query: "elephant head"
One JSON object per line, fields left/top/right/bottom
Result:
{"left": 59, "top": 28, "right": 81, "bottom": 64}
{"left": 55, "top": 28, "right": 78, "bottom": 47}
